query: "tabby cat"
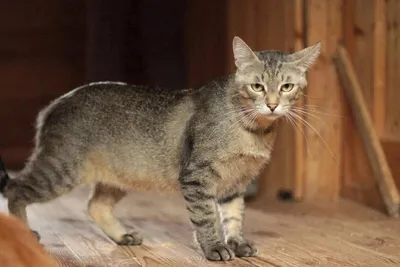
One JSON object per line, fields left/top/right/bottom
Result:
{"left": 0, "top": 36, "right": 320, "bottom": 261}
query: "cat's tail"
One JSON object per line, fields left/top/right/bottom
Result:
{"left": 0, "top": 155, "right": 10, "bottom": 194}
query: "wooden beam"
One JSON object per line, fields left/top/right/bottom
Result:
{"left": 386, "top": 0, "right": 400, "bottom": 138}
{"left": 335, "top": 46, "right": 400, "bottom": 217}
{"left": 293, "top": 0, "right": 305, "bottom": 201}
{"left": 303, "top": 0, "right": 343, "bottom": 201}
{"left": 373, "top": 0, "right": 387, "bottom": 136}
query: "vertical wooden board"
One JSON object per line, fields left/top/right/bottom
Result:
{"left": 386, "top": 0, "right": 400, "bottom": 138}
{"left": 292, "top": 0, "right": 305, "bottom": 200}
{"left": 303, "top": 0, "right": 343, "bottom": 200}
{"left": 341, "top": 0, "right": 385, "bottom": 211}
{"left": 353, "top": 0, "right": 375, "bottom": 109}
{"left": 373, "top": 0, "right": 387, "bottom": 135}
{"left": 245, "top": 0, "right": 299, "bottom": 200}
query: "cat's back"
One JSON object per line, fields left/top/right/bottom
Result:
{"left": 38, "top": 82, "right": 193, "bottom": 142}
{"left": 45, "top": 82, "right": 190, "bottom": 122}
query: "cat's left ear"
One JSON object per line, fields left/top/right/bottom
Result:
{"left": 287, "top": 42, "right": 321, "bottom": 71}
{"left": 232, "top": 36, "right": 260, "bottom": 70}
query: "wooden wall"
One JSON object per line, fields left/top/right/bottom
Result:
{"left": 341, "top": 0, "right": 385, "bottom": 211}
{"left": 339, "top": 0, "right": 400, "bottom": 212}
{"left": 0, "top": 1, "right": 86, "bottom": 169}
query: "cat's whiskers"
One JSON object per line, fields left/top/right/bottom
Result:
{"left": 298, "top": 104, "right": 344, "bottom": 117}
{"left": 289, "top": 108, "right": 328, "bottom": 128}
{"left": 206, "top": 108, "right": 255, "bottom": 139}
{"left": 284, "top": 112, "right": 312, "bottom": 157}
{"left": 287, "top": 110, "right": 337, "bottom": 160}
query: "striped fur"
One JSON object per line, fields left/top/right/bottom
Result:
{"left": 0, "top": 36, "right": 320, "bottom": 261}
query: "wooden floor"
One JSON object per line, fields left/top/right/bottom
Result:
{"left": 1, "top": 186, "right": 400, "bottom": 267}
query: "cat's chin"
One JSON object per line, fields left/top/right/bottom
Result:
{"left": 254, "top": 114, "right": 280, "bottom": 128}
{"left": 266, "top": 114, "right": 280, "bottom": 120}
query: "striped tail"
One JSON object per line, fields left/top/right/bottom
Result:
{"left": 0, "top": 155, "right": 10, "bottom": 194}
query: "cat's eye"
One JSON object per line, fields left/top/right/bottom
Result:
{"left": 280, "top": 83, "right": 294, "bottom": 92}
{"left": 251, "top": 83, "right": 264, "bottom": 92}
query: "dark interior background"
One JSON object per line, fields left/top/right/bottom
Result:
{"left": 0, "top": 0, "right": 201, "bottom": 169}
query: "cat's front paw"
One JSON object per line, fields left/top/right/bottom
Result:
{"left": 115, "top": 232, "right": 143, "bottom": 246}
{"left": 203, "top": 243, "right": 235, "bottom": 261}
{"left": 227, "top": 238, "right": 258, "bottom": 257}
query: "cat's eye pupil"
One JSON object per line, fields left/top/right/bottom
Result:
{"left": 281, "top": 83, "right": 294, "bottom": 92}
{"left": 251, "top": 83, "right": 264, "bottom": 91}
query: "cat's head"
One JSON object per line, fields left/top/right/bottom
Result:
{"left": 231, "top": 36, "right": 320, "bottom": 122}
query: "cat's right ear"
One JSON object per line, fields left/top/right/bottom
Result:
{"left": 232, "top": 36, "right": 260, "bottom": 70}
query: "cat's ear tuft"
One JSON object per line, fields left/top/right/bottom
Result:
{"left": 232, "top": 36, "right": 259, "bottom": 70}
{"left": 287, "top": 42, "right": 321, "bottom": 71}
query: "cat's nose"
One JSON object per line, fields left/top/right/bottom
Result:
{"left": 267, "top": 104, "right": 278, "bottom": 112}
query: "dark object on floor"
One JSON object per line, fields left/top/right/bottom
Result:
{"left": 277, "top": 189, "right": 294, "bottom": 201}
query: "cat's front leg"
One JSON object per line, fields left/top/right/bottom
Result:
{"left": 218, "top": 192, "right": 257, "bottom": 257}
{"left": 179, "top": 164, "right": 234, "bottom": 261}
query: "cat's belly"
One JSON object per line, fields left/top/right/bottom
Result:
{"left": 79, "top": 150, "right": 181, "bottom": 193}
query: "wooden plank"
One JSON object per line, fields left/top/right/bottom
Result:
{"left": 373, "top": 0, "right": 387, "bottom": 136}
{"left": 303, "top": 0, "right": 343, "bottom": 200}
{"left": 341, "top": 0, "right": 385, "bottom": 213}
{"left": 386, "top": 0, "right": 400, "bottom": 137}
{"left": 381, "top": 137, "right": 400, "bottom": 192}
{"left": 293, "top": 0, "right": 305, "bottom": 200}
{"left": 335, "top": 45, "right": 400, "bottom": 217}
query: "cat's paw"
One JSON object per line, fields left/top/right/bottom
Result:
{"left": 204, "top": 243, "right": 235, "bottom": 261}
{"left": 115, "top": 232, "right": 143, "bottom": 246}
{"left": 227, "top": 238, "right": 258, "bottom": 257}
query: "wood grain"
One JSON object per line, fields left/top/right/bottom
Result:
{"left": 303, "top": 0, "right": 343, "bottom": 200}
{"left": 386, "top": 0, "right": 400, "bottom": 138}
{"left": 381, "top": 137, "right": 400, "bottom": 193}
{"left": 335, "top": 45, "right": 400, "bottom": 217}
{"left": 373, "top": 0, "right": 387, "bottom": 136}
{"left": 341, "top": 0, "right": 385, "bottom": 213}
{"left": 292, "top": 0, "right": 305, "bottom": 200}
{"left": 1, "top": 185, "right": 400, "bottom": 266}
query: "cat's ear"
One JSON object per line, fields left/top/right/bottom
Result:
{"left": 232, "top": 36, "right": 260, "bottom": 70}
{"left": 287, "top": 42, "right": 321, "bottom": 71}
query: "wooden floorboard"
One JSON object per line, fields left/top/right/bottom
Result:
{"left": 1, "top": 186, "right": 400, "bottom": 267}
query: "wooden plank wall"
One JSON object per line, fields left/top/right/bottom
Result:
{"left": 341, "top": 0, "right": 385, "bottom": 211}
{"left": 0, "top": 1, "right": 86, "bottom": 169}
{"left": 302, "top": 0, "right": 343, "bottom": 201}
{"left": 386, "top": 0, "right": 400, "bottom": 139}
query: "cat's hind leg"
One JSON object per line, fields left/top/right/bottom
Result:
{"left": 88, "top": 183, "right": 142, "bottom": 245}
{"left": 3, "top": 156, "right": 79, "bottom": 240}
